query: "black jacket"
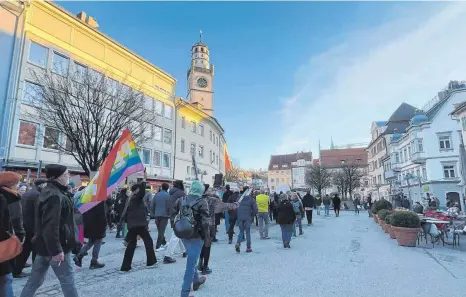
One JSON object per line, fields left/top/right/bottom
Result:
{"left": 124, "top": 182, "right": 150, "bottom": 229}
{"left": 115, "top": 190, "right": 128, "bottom": 217}
{"left": 227, "top": 192, "right": 240, "bottom": 219}
{"left": 277, "top": 200, "right": 296, "bottom": 225}
{"left": 302, "top": 194, "right": 315, "bottom": 209}
{"left": 22, "top": 180, "right": 46, "bottom": 235}
{"left": 8, "top": 200, "right": 25, "bottom": 243}
{"left": 172, "top": 194, "right": 210, "bottom": 240}
{"left": 83, "top": 201, "right": 107, "bottom": 239}
{"left": 32, "top": 181, "right": 78, "bottom": 257}
{"left": 222, "top": 189, "right": 233, "bottom": 203}
{"left": 0, "top": 186, "right": 21, "bottom": 276}
{"left": 332, "top": 196, "right": 341, "bottom": 208}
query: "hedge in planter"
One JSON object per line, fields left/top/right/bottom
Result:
{"left": 377, "top": 209, "right": 392, "bottom": 233}
{"left": 371, "top": 205, "right": 379, "bottom": 223}
{"left": 385, "top": 214, "right": 396, "bottom": 239}
{"left": 374, "top": 199, "right": 393, "bottom": 213}
{"left": 390, "top": 211, "right": 421, "bottom": 247}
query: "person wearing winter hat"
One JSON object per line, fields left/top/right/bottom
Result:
{"left": 21, "top": 164, "right": 80, "bottom": 297}
{"left": 0, "top": 171, "right": 22, "bottom": 297}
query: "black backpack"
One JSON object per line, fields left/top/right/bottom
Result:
{"left": 174, "top": 197, "right": 202, "bottom": 239}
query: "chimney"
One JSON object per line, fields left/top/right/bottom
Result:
{"left": 76, "top": 11, "right": 99, "bottom": 29}
{"left": 76, "top": 11, "right": 86, "bottom": 22}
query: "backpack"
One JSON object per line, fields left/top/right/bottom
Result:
{"left": 292, "top": 201, "right": 301, "bottom": 214}
{"left": 173, "top": 196, "right": 202, "bottom": 239}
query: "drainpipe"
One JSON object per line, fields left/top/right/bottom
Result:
{"left": 172, "top": 99, "right": 182, "bottom": 180}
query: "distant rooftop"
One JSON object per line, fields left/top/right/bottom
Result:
{"left": 422, "top": 80, "right": 466, "bottom": 120}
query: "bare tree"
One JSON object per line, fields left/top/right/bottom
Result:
{"left": 225, "top": 165, "right": 241, "bottom": 182}
{"left": 305, "top": 165, "right": 332, "bottom": 197}
{"left": 333, "top": 170, "right": 347, "bottom": 198}
{"left": 24, "top": 66, "right": 156, "bottom": 175}
{"left": 342, "top": 163, "right": 364, "bottom": 200}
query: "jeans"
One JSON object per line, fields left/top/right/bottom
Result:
{"left": 20, "top": 253, "right": 78, "bottom": 297}
{"left": 237, "top": 220, "right": 252, "bottom": 248}
{"left": 121, "top": 226, "right": 156, "bottom": 271}
{"left": 294, "top": 216, "right": 303, "bottom": 236}
{"left": 257, "top": 212, "right": 269, "bottom": 238}
{"left": 316, "top": 206, "right": 321, "bottom": 215}
{"left": 155, "top": 217, "right": 169, "bottom": 249}
{"left": 224, "top": 211, "right": 230, "bottom": 233}
{"left": 324, "top": 205, "right": 330, "bottom": 216}
{"left": 305, "top": 209, "right": 313, "bottom": 224}
{"left": 0, "top": 273, "right": 13, "bottom": 297}
{"left": 180, "top": 238, "right": 204, "bottom": 297}
{"left": 354, "top": 206, "right": 360, "bottom": 214}
{"left": 78, "top": 238, "right": 102, "bottom": 262}
{"left": 164, "top": 231, "right": 186, "bottom": 258}
{"left": 280, "top": 224, "right": 293, "bottom": 245}
{"left": 368, "top": 205, "right": 373, "bottom": 217}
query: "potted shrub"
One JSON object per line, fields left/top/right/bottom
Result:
{"left": 373, "top": 199, "right": 392, "bottom": 224}
{"left": 378, "top": 209, "right": 392, "bottom": 233}
{"left": 385, "top": 214, "right": 396, "bottom": 239}
{"left": 390, "top": 211, "right": 421, "bottom": 247}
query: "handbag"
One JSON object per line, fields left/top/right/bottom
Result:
{"left": 0, "top": 231, "right": 23, "bottom": 262}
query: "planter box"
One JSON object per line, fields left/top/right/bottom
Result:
{"left": 383, "top": 222, "right": 390, "bottom": 233}
{"left": 374, "top": 215, "right": 379, "bottom": 224}
{"left": 387, "top": 224, "right": 396, "bottom": 239}
{"left": 392, "top": 226, "right": 419, "bottom": 247}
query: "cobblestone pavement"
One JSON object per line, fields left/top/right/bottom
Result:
{"left": 13, "top": 212, "right": 466, "bottom": 297}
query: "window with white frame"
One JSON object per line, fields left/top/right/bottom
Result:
{"left": 152, "top": 150, "right": 161, "bottom": 167}
{"left": 155, "top": 100, "right": 163, "bottom": 115}
{"left": 443, "top": 164, "right": 456, "bottom": 178}
{"left": 52, "top": 52, "right": 69, "bottom": 76}
{"left": 187, "top": 166, "right": 190, "bottom": 174}
{"left": 190, "top": 143, "right": 196, "bottom": 156}
{"left": 140, "top": 148, "right": 151, "bottom": 165}
{"left": 417, "top": 139, "right": 424, "bottom": 152}
{"left": 198, "top": 145, "right": 204, "bottom": 158}
{"left": 180, "top": 139, "right": 185, "bottom": 153}
{"left": 28, "top": 41, "right": 48, "bottom": 68}
{"left": 164, "top": 105, "right": 172, "bottom": 119}
{"left": 395, "top": 152, "right": 400, "bottom": 163}
{"left": 403, "top": 149, "right": 408, "bottom": 162}
{"left": 209, "top": 150, "right": 212, "bottom": 162}
{"left": 17, "top": 121, "right": 38, "bottom": 146}
{"left": 143, "top": 125, "right": 152, "bottom": 139}
{"left": 23, "top": 81, "right": 43, "bottom": 105}
{"left": 164, "top": 129, "right": 172, "bottom": 145}
{"left": 439, "top": 134, "right": 452, "bottom": 150}
{"left": 216, "top": 136, "right": 219, "bottom": 146}
{"left": 154, "top": 125, "right": 162, "bottom": 141}
{"left": 216, "top": 155, "right": 219, "bottom": 165}
{"left": 191, "top": 121, "right": 196, "bottom": 133}
{"left": 422, "top": 167, "right": 427, "bottom": 180}
{"left": 191, "top": 167, "right": 195, "bottom": 176}
{"left": 198, "top": 124, "right": 204, "bottom": 136}
{"left": 163, "top": 152, "right": 170, "bottom": 168}
{"left": 43, "top": 127, "right": 60, "bottom": 150}
{"left": 210, "top": 130, "right": 212, "bottom": 141}
{"left": 181, "top": 116, "right": 186, "bottom": 129}
{"left": 73, "top": 62, "right": 87, "bottom": 84}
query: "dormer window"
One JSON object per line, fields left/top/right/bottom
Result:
{"left": 282, "top": 164, "right": 288, "bottom": 168}
{"left": 273, "top": 165, "right": 278, "bottom": 169}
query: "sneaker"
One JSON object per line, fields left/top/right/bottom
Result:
{"left": 163, "top": 256, "right": 176, "bottom": 264}
{"left": 264, "top": 236, "right": 271, "bottom": 240}
{"left": 212, "top": 238, "right": 218, "bottom": 243}
{"left": 246, "top": 248, "right": 252, "bottom": 253}
{"left": 155, "top": 247, "right": 166, "bottom": 252}
{"left": 182, "top": 252, "right": 188, "bottom": 258}
{"left": 299, "top": 232, "right": 304, "bottom": 235}
{"left": 146, "top": 262, "right": 158, "bottom": 269}
{"left": 192, "top": 276, "right": 206, "bottom": 291}
{"left": 73, "top": 255, "right": 83, "bottom": 268}
{"left": 89, "top": 261, "right": 105, "bottom": 269}
{"left": 235, "top": 243, "right": 240, "bottom": 253}
{"left": 119, "top": 268, "right": 132, "bottom": 273}
{"left": 201, "top": 267, "right": 212, "bottom": 275}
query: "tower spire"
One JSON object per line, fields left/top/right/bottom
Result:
{"left": 330, "top": 137, "right": 334, "bottom": 149}
{"left": 199, "top": 29, "right": 203, "bottom": 42}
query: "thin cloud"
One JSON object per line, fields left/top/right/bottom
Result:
{"left": 276, "top": 2, "right": 466, "bottom": 156}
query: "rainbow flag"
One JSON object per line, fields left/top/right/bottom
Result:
{"left": 77, "top": 128, "right": 144, "bottom": 213}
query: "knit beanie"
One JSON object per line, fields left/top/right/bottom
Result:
{"left": 45, "top": 164, "right": 67, "bottom": 179}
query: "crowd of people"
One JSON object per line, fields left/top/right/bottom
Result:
{"left": 1, "top": 164, "right": 349, "bottom": 297}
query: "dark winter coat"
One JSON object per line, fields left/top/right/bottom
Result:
{"left": 227, "top": 192, "right": 240, "bottom": 219}
{"left": 222, "top": 189, "right": 233, "bottom": 203}
{"left": 83, "top": 200, "right": 107, "bottom": 239}
{"left": 115, "top": 190, "right": 128, "bottom": 217}
{"left": 236, "top": 195, "right": 258, "bottom": 222}
{"left": 22, "top": 180, "right": 47, "bottom": 235}
{"left": 172, "top": 193, "right": 210, "bottom": 240}
{"left": 0, "top": 187, "right": 21, "bottom": 276}
{"left": 302, "top": 194, "right": 315, "bottom": 209}
{"left": 332, "top": 196, "right": 341, "bottom": 209}
{"left": 32, "top": 181, "right": 79, "bottom": 257}
{"left": 277, "top": 200, "right": 296, "bottom": 225}
{"left": 8, "top": 199, "right": 24, "bottom": 242}
{"left": 169, "top": 187, "right": 185, "bottom": 213}
{"left": 323, "top": 196, "right": 331, "bottom": 206}
{"left": 124, "top": 182, "right": 150, "bottom": 229}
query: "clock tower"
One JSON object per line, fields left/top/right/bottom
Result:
{"left": 187, "top": 36, "right": 215, "bottom": 116}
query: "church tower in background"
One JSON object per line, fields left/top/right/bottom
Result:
{"left": 187, "top": 31, "right": 215, "bottom": 116}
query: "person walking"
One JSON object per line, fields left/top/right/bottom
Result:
{"left": 21, "top": 165, "right": 80, "bottom": 297}
{"left": 268, "top": 192, "right": 274, "bottom": 221}
{"left": 73, "top": 197, "right": 107, "bottom": 269}
{"left": 8, "top": 180, "right": 26, "bottom": 280}
{"left": 353, "top": 197, "right": 360, "bottom": 215}
{"left": 151, "top": 183, "right": 171, "bottom": 252}
{"left": 302, "top": 191, "right": 315, "bottom": 225}
{"left": 235, "top": 187, "right": 258, "bottom": 253}
{"left": 115, "top": 187, "right": 129, "bottom": 238}
{"left": 13, "top": 179, "right": 46, "bottom": 278}
{"left": 367, "top": 194, "right": 373, "bottom": 217}
{"left": 314, "top": 195, "right": 322, "bottom": 215}
{"left": 222, "top": 185, "right": 233, "bottom": 234}
{"left": 0, "top": 171, "right": 22, "bottom": 297}
{"left": 323, "top": 195, "right": 331, "bottom": 217}
{"left": 172, "top": 180, "right": 209, "bottom": 297}
{"left": 277, "top": 193, "right": 296, "bottom": 249}
{"left": 163, "top": 180, "right": 187, "bottom": 264}
{"left": 120, "top": 177, "right": 157, "bottom": 272}
{"left": 255, "top": 190, "right": 270, "bottom": 240}
{"left": 227, "top": 191, "right": 240, "bottom": 244}
{"left": 292, "top": 193, "right": 304, "bottom": 236}
{"left": 333, "top": 194, "right": 341, "bottom": 217}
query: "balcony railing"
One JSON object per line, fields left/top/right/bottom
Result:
{"left": 384, "top": 170, "right": 396, "bottom": 180}
{"left": 422, "top": 81, "right": 466, "bottom": 112}
{"left": 392, "top": 163, "right": 402, "bottom": 171}
{"left": 411, "top": 151, "right": 426, "bottom": 164}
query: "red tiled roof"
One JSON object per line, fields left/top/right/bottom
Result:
{"left": 268, "top": 152, "right": 312, "bottom": 171}
{"left": 320, "top": 148, "right": 367, "bottom": 167}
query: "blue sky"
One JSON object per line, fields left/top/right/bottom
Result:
{"left": 58, "top": 1, "right": 464, "bottom": 170}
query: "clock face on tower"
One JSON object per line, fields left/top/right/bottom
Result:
{"left": 197, "top": 77, "right": 208, "bottom": 88}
